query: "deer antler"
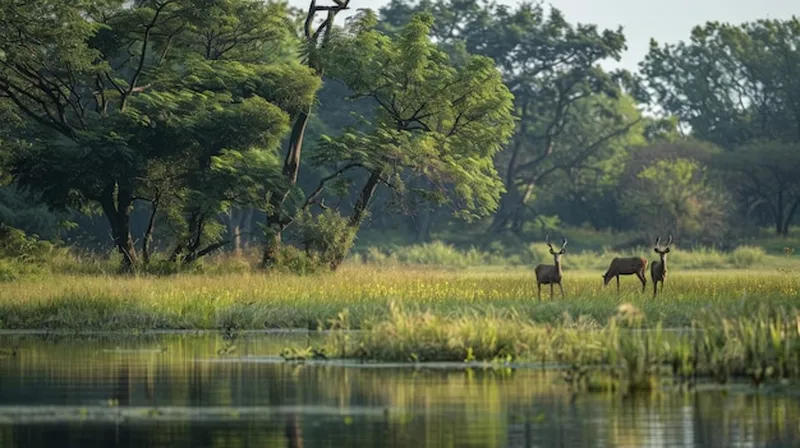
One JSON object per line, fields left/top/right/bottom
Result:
{"left": 561, "top": 237, "right": 568, "bottom": 249}
{"left": 665, "top": 234, "right": 673, "bottom": 247}
{"left": 545, "top": 234, "right": 553, "bottom": 249}
{"left": 655, "top": 236, "right": 661, "bottom": 247}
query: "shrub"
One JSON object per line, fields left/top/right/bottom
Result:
{"left": 295, "top": 210, "right": 357, "bottom": 269}
{"left": 728, "top": 245, "right": 766, "bottom": 268}
{"left": 271, "top": 245, "right": 325, "bottom": 275}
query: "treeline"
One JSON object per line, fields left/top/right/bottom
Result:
{"left": 0, "top": 0, "right": 798, "bottom": 271}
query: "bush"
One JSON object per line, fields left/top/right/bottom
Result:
{"left": 0, "top": 224, "right": 55, "bottom": 262}
{"left": 271, "top": 245, "right": 326, "bottom": 275}
{"left": 295, "top": 210, "right": 357, "bottom": 269}
{"left": 728, "top": 245, "right": 766, "bottom": 268}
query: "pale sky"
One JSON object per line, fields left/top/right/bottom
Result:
{"left": 289, "top": 0, "right": 798, "bottom": 72}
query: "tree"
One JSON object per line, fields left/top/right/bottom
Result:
{"left": 536, "top": 94, "right": 648, "bottom": 230}
{"left": 641, "top": 18, "right": 800, "bottom": 235}
{"left": 715, "top": 141, "right": 800, "bottom": 237}
{"left": 1, "top": 0, "right": 318, "bottom": 269}
{"left": 641, "top": 18, "right": 800, "bottom": 148}
{"left": 614, "top": 140, "right": 728, "bottom": 243}
{"left": 310, "top": 11, "right": 515, "bottom": 267}
{"left": 379, "top": 0, "right": 639, "bottom": 235}
{"left": 260, "top": 0, "right": 351, "bottom": 268}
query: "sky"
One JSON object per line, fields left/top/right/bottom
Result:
{"left": 288, "top": 0, "right": 799, "bottom": 73}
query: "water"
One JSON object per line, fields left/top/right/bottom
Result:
{"left": 0, "top": 332, "right": 798, "bottom": 447}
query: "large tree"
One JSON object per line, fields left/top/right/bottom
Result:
{"left": 0, "top": 0, "right": 319, "bottom": 269}
{"left": 260, "top": 0, "right": 351, "bottom": 268}
{"left": 379, "top": 0, "right": 640, "bottom": 235}
{"left": 310, "top": 11, "right": 515, "bottom": 267}
{"left": 715, "top": 141, "right": 800, "bottom": 236}
{"left": 641, "top": 18, "right": 800, "bottom": 234}
{"left": 641, "top": 18, "right": 800, "bottom": 147}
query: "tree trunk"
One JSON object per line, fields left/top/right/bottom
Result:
{"left": 328, "top": 171, "right": 381, "bottom": 271}
{"left": 489, "top": 186, "right": 523, "bottom": 234}
{"left": 99, "top": 183, "right": 137, "bottom": 272}
{"left": 228, "top": 208, "right": 242, "bottom": 256}
{"left": 261, "top": 112, "right": 310, "bottom": 268}
{"left": 142, "top": 199, "right": 158, "bottom": 267}
{"left": 283, "top": 111, "right": 308, "bottom": 183}
{"left": 242, "top": 208, "right": 254, "bottom": 251}
{"left": 781, "top": 198, "right": 800, "bottom": 237}
{"left": 349, "top": 171, "right": 382, "bottom": 228}
{"left": 415, "top": 207, "right": 433, "bottom": 243}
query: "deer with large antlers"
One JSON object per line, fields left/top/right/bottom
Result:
{"left": 534, "top": 235, "right": 568, "bottom": 300}
{"left": 602, "top": 255, "right": 648, "bottom": 295}
{"left": 650, "top": 235, "right": 673, "bottom": 297}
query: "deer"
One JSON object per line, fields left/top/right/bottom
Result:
{"left": 534, "top": 235, "right": 568, "bottom": 300}
{"left": 650, "top": 234, "right": 673, "bottom": 297}
{"left": 602, "top": 255, "right": 648, "bottom": 295}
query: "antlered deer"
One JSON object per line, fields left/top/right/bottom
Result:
{"left": 602, "top": 255, "right": 648, "bottom": 295}
{"left": 534, "top": 235, "right": 567, "bottom": 300}
{"left": 650, "top": 235, "right": 673, "bottom": 297}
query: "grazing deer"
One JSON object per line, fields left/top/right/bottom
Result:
{"left": 534, "top": 235, "right": 568, "bottom": 300}
{"left": 602, "top": 256, "right": 648, "bottom": 295}
{"left": 650, "top": 234, "right": 673, "bottom": 297}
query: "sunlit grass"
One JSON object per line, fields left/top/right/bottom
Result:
{"left": 324, "top": 301, "right": 800, "bottom": 388}
{"left": 0, "top": 266, "right": 798, "bottom": 330}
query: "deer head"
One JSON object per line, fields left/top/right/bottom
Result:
{"left": 545, "top": 234, "right": 567, "bottom": 264}
{"left": 654, "top": 234, "right": 673, "bottom": 257}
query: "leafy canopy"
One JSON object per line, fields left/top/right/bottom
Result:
{"left": 317, "top": 12, "right": 515, "bottom": 220}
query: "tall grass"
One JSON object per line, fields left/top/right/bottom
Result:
{"left": 324, "top": 302, "right": 800, "bottom": 389}
{"left": 356, "top": 241, "right": 783, "bottom": 270}
{"left": 0, "top": 266, "right": 798, "bottom": 331}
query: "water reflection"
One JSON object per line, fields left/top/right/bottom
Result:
{"left": 0, "top": 333, "right": 797, "bottom": 447}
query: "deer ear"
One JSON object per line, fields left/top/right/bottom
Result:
{"left": 665, "top": 247, "right": 671, "bottom": 253}
{"left": 654, "top": 248, "right": 659, "bottom": 253}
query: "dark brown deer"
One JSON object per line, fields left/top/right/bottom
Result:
{"left": 602, "top": 256, "right": 648, "bottom": 295}
{"left": 534, "top": 235, "right": 567, "bottom": 300}
{"left": 650, "top": 234, "right": 673, "bottom": 297}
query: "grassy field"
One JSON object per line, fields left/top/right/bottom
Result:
{"left": 1, "top": 261, "right": 799, "bottom": 388}
{"left": 0, "top": 265, "right": 798, "bottom": 331}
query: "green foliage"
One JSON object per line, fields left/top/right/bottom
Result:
{"left": 729, "top": 246, "right": 766, "bottom": 268}
{"left": 270, "top": 245, "right": 326, "bottom": 275}
{"left": 0, "top": 224, "right": 55, "bottom": 263}
{"left": 641, "top": 18, "right": 800, "bottom": 147}
{"left": 715, "top": 141, "right": 800, "bottom": 236}
{"left": 318, "top": 12, "right": 515, "bottom": 221}
{"left": 0, "top": 224, "right": 56, "bottom": 281}
{"left": 619, "top": 148, "right": 729, "bottom": 242}
{"left": 379, "top": 1, "right": 640, "bottom": 233}
{"left": 294, "top": 210, "right": 357, "bottom": 269}
{"left": 0, "top": 186, "right": 64, "bottom": 239}
{"left": 0, "top": 0, "right": 320, "bottom": 267}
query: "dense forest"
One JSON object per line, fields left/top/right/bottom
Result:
{"left": 1, "top": 0, "right": 799, "bottom": 271}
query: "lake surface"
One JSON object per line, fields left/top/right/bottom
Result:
{"left": 0, "top": 332, "right": 798, "bottom": 447}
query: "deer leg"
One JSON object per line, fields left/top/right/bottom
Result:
{"left": 616, "top": 276, "right": 620, "bottom": 295}
{"left": 637, "top": 271, "right": 646, "bottom": 293}
{"left": 559, "top": 282, "right": 564, "bottom": 299}
{"left": 550, "top": 283, "right": 554, "bottom": 300}
{"left": 653, "top": 278, "right": 658, "bottom": 298}
{"left": 537, "top": 283, "right": 541, "bottom": 301}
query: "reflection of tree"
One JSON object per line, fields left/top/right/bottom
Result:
{"left": 285, "top": 414, "right": 303, "bottom": 448}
